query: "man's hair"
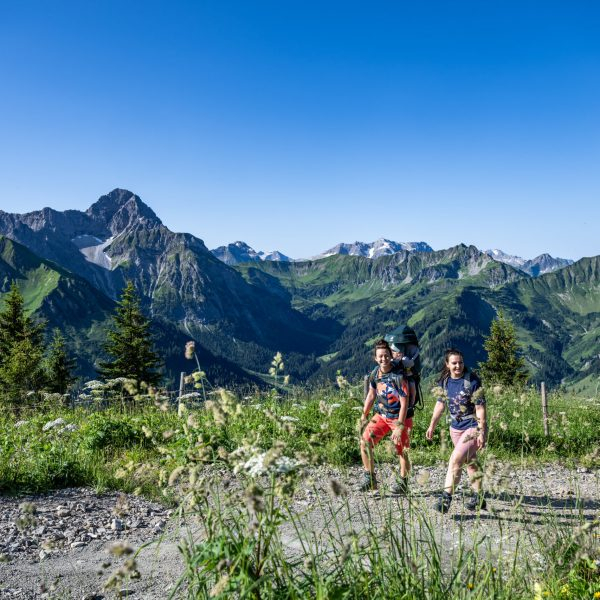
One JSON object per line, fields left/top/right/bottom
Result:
{"left": 374, "top": 338, "right": 392, "bottom": 355}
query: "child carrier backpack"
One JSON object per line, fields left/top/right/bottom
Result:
{"left": 384, "top": 325, "right": 424, "bottom": 412}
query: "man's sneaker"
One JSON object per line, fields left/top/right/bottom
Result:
{"left": 390, "top": 476, "right": 409, "bottom": 495}
{"left": 435, "top": 491, "right": 452, "bottom": 514}
{"left": 358, "top": 471, "right": 377, "bottom": 491}
{"left": 466, "top": 492, "right": 487, "bottom": 511}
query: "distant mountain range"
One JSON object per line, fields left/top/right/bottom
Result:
{"left": 211, "top": 241, "right": 292, "bottom": 265}
{"left": 211, "top": 239, "right": 572, "bottom": 277}
{"left": 0, "top": 189, "right": 597, "bottom": 391}
{"left": 484, "top": 249, "right": 573, "bottom": 276}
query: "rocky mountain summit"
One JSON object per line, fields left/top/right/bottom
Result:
{"left": 0, "top": 188, "right": 596, "bottom": 388}
{"left": 485, "top": 249, "right": 573, "bottom": 276}
{"left": 313, "top": 238, "right": 433, "bottom": 260}
{"left": 211, "top": 241, "right": 292, "bottom": 265}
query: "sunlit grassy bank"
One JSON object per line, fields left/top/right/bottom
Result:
{"left": 1, "top": 384, "right": 599, "bottom": 495}
{"left": 1, "top": 384, "right": 599, "bottom": 598}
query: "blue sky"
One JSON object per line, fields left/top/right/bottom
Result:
{"left": 1, "top": 1, "right": 599, "bottom": 260}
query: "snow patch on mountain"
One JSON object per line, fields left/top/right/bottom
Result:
{"left": 71, "top": 235, "right": 113, "bottom": 270}
{"left": 211, "top": 242, "right": 291, "bottom": 265}
{"left": 314, "top": 238, "right": 433, "bottom": 260}
{"left": 485, "top": 249, "right": 573, "bottom": 276}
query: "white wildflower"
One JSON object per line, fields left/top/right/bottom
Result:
{"left": 42, "top": 418, "right": 67, "bottom": 432}
{"left": 83, "top": 380, "right": 105, "bottom": 390}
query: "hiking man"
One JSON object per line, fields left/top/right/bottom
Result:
{"left": 359, "top": 339, "right": 415, "bottom": 493}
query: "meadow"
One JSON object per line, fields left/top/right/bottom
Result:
{"left": 0, "top": 381, "right": 599, "bottom": 598}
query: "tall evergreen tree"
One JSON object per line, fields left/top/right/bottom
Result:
{"left": 97, "top": 281, "right": 162, "bottom": 390}
{"left": 0, "top": 283, "right": 47, "bottom": 400}
{"left": 479, "top": 311, "right": 529, "bottom": 387}
{"left": 45, "top": 328, "right": 77, "bottom": 394}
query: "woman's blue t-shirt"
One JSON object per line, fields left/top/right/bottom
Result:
{"left": 437, "top": 373, "right": 485, "bottom": 431}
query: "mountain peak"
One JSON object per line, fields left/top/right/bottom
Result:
{"left": 86, "top": 189, "right": 161, "bottom": 233}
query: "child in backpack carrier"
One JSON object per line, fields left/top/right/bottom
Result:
{"left": 359, "top": 339, "right": 416, "bottom": 493}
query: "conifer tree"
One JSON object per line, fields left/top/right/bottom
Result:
{"left": 97, "top": 281, "right": 162, "bottom": 390}
{"left": 45, "top": 328, "right": 77, "bottom": 394}
{"left": 479, "top": 311, "right": 529, "bottom": 387}
{"left": 0, "top": 283, "right": 47, "bottom": 401}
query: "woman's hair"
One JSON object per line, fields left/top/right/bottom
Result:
{"left": 373, "top": 338, "right": 392, "bottom": 356}
{"left": 438, "top": 348, "right": 467, "bottom": 381}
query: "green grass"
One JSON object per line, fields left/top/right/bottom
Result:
{"left": 1, "top": 384, "right": 599, "bottom": 599}
{"left": 1, "top": 385, "right": 599, "bottom": 497}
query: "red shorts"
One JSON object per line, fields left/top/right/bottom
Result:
{"left": 362, "top": 414, "right": 413, "bottom": 455}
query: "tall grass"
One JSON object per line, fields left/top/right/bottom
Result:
{"left": 1, "top": 384, "right": 599, "bottom": 598}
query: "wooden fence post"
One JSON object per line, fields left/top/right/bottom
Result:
{"left": 541, "top": 381, "right": 549, "bottom": 437}
{"left": 179, "top": 371, "right": 185, "bottom": 398}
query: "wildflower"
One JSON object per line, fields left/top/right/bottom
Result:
{"left": 472, "top": 387, "right": 485, "bottom": 400}
{"left": 19, "top": 502, "right": 36, "bottom": 515}
{"left": 244, "top": 483, "right": 265, "bottom": 514}
{"left": 168, "top": 466, "right": 186, "bottom": 487}
{"left": 185, "top": 341, "right": 196, "bottom": 359}
{"left": 328, "top": 478, "right": 347, "bottom": 497}
{"left": 83, "top": 380, "right": 105, "bottom": 389}
{"left": 499, "top": 422, "right": 508, "bottom": 431}
{"left": 466, "top": 582, "right": 474, "bottom": 590}
{"left": 416, "top": 470, "right": 431, "bottom": 486}
{"left": 42, "top": 418, "right": 67, "bottom": 431}
{"left": 109, "top": 541, "right": 134, "bottom": 557}
{"left": 431, "top": 386, "right": 445, "bottom": 398}
{"left": 280, "top": 416, "right": 299, "bottom": 423}
{"left": 210, "top": 574, "right": 230, "bottom": 597}
{"left": 594, "top": 592, "right": 600, "bottom": 599}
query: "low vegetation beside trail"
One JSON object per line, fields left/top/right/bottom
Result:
{"left": 1, "top": 383, "right": 599, "bottom": 599}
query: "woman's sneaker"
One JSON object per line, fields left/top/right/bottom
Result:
{"left": 435, "top": 491, "right": 452, "bottom": 513}
{"left": 466, "top": 492, "right": 487, "bottom": 511}
{"left": 358, "top": 471, "right": 377, "bottom": 491}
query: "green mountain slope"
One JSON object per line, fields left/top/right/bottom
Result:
{"left": 236, "top": 248, "right": 600, "bottom": 388}
{"left": 0, "top": 236, "right": 267, "bottom": 387}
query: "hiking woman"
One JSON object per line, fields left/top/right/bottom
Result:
{"left": 425, "top": 348, "right": 487, "bottom": 513}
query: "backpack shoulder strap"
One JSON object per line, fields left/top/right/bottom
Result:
{"left": 463, "top": 370, "right": 472, "bottom": 391}
{"left": 369, "top": 366, "right": 379, "bottom": 384}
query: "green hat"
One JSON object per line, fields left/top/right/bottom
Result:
{"left": 384, "top": 325, "right": 419, "bottom": 348}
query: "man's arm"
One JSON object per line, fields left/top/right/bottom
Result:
{"left": 361, "top": 386, "right": 376, "bottom": 426}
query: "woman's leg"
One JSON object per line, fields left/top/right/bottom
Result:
{"left": 443, "top": 428, "right": 478, "bottom": 494}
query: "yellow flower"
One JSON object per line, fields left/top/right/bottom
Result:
{"left": 466, "top": 582, "right": 474, "bottom": 590}
{"left": 593, "top": 592, "right": 600, "bottom": 599}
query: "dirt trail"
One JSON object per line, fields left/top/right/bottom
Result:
{"left": 0, "top": 464, "right": 598, "bottom": 599}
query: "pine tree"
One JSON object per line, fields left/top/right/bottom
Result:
{"left": 97, "top": 281, "right": 162, "bottom": 390}
{"left": 479, "top": 311, "right": 529, "bottom": 387}
{"left": 0, "top": 283, "right": 47, "bottom": 401}
{"left": 45, "top": 328, "right": 77, "bottom": 394}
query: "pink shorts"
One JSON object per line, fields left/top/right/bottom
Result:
{"left": 362, "top": 414, "right": 413, "bottom": 455}
{"left": 449, "top": 426, "right": 479, "bottom": 462}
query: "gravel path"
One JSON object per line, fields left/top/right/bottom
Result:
{"left": 0, "top": 463, "right": 598, "bottom": 599}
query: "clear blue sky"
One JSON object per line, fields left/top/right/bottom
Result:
{"left": 1, "top": 1, "right": 599, "bottom": 260}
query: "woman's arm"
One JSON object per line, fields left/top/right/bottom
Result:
{"left": 426, "top": 400, "right": 445, "bottom": 440}
{"left": 475, "top": 404, "right": 487, "bottom": 449}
